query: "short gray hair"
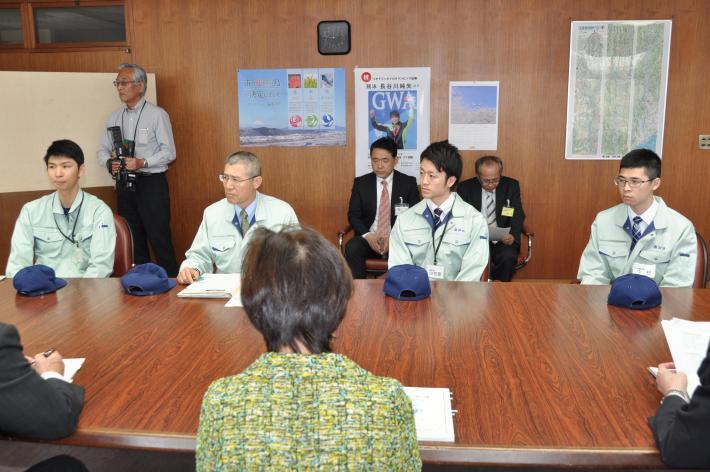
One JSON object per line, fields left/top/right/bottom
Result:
{"left": 225, "top": 151, "right": 261, "bottom": 177}
{"left": 475, "top": 155, "right": 503, "bottom": 175}
{"left": 118, "top": 63, "right": 148, "bottom": 97}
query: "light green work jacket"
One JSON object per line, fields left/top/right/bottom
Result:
{"left": 6, "top": 190, "right": 116, "bottom": 278}
{"left": 577, "top": 197, "right": 697, "bottom": 287}
{"left": 388, "top": 194, "right": 489, "bottom": 281}
{"left": 180, "top": 192, "right": 299, "bottom": 275}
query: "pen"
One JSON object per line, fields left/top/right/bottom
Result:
{"left": 42, "top": 348, "right": 56, "bottom": 357}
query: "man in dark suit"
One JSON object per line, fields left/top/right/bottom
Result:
{"left": 458, "top": 155, "right": 525, "bottom": 281}
{"left": 0, "top": 323, "right": 84, "bottom": 440}
{"left": 652, "top": 341, "right": 710, "bottom": 468}
{"left": 345, "top": 137, "right": 420, "bottom": 278}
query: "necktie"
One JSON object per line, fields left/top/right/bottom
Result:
{"left": 433, "top": 207, "right": 443, "bottom": 229}
{"left": 631, "top": 216, "right": 643, "bottom": 247}
{"left": 485, "top": 192, "right": 496, "bottom": 225}
{"left": 377, "top": 180, "right": 391, "bottom": 236}
{"left": 240, "top": 209, "right": 250, "bottom": 236}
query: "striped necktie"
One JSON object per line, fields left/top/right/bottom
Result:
{"left": 631, "top": 216, "right": 643, "bottom": 248}
{"left": 240, "top": 209, "right": 250, "bottom": 236}
{"left": 432, "top": 207, "right": 443, "bottom": 229}
{"left": 377, "top": 180, "right": 390, "bottom": 236}
{"left": 485, "top": 191, "right": 496, "bottom": 225}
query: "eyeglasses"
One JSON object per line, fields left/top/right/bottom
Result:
{"left": 613, "top": 176, "right": 655, "bottom": 188}
{"left": 480, "top": 178, "right": 500, "bottom": 185}
{"left": 218, "top": 174, "right": 259, "bottom": 185}
{"left": 371, "top": 157, "right": 392, "bottom": 165}
{"left": 113, "top": 80, "right": 137, "bottom": 88}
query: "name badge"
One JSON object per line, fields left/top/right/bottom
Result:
{"left": 425, "top": 264, "right": 445, "bottom": 280}
{"left": 632, "top": 262, "right": 656, "bottom": 279}
{"left": 394, "top": 203, "right": 409, "bottom": 216}
{"left": 501, "top": 207, "right": 514, "bottom": 217}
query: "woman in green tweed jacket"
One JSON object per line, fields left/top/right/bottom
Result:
{"left": 196, "top": 226, "right": 422, "bottom": 471}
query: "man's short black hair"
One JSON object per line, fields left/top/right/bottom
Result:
{"left": 370, "top": 137, "right": 398, "bottom": 158}
{"left": 44, "top": 140, "right": 84, "bottom": 167}
{"left": 620, "top": 148, "right": 661, "bottom": 179}
{"left": 389, "top": 110, "right": 400, "bottom": 118}
{"left": 420, "top": 140, "right": 462, "bottom": 188}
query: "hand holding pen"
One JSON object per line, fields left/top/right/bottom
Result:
{"left": 25, "top": 347, "right": 65, "bottom": 376}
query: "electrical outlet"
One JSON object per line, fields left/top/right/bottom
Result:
{"left": 700, "top": 135, "right": 710, "bottom": 150}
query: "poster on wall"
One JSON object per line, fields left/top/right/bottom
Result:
{"left": 565, "top": 20, "right": 672, "bottom": 160}
{"left": 237, "top": 68, "right": 346, "bottom": 147}
{"left": 354, "top": 67, "right": 430, "bottom": 180}
{"left": 448, "top": 81, "right": 499, "bottom": 150}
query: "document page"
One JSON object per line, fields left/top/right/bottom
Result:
{"left": 177, "top": 274, "right": 241, "bottom": 299}
{"left": 403, "top": 386, "right": 455, "bottom": 442}
{"left": 661, "top": 318, "right": 710, "bottom": 395}
{"left": 487, "top": 225, "right": 510, "bottom": 242}
{"left": 64, "top": 358, "right": 85, "bottom": 383}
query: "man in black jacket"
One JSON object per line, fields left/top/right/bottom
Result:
{"left": 345, "top": 137, "right": 420, "bottom": 278}
{"left": 652, "top": 341, "right": 710, "bottom": 468}
{"left": 0, "top": 323, "right": 84, "bottom": 440}
{"left": 458, "top": 156, "right": 525, "bottom": 281}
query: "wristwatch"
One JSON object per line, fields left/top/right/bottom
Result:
{"left": 141, "top": 158, "right": 148, "bottom": 169}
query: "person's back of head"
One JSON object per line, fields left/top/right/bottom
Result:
{"left": 241, "top": 226, "right": 353, "bottom": 354}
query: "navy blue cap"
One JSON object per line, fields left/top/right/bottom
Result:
{"left": 608, "top": 274, "right": 662, "bottom": 309}
{"left": 121, "top": 263, "right": 176, "bottom": 296}
{"left": 384, "top": 264, "right": 432, "bottom": 301}
{"left": 13, "top": 265, "right": 67, "bottom": 297}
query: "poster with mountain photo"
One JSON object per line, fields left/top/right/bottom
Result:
{"left": 238, "top": 67, "right": 346, "bottom": 147}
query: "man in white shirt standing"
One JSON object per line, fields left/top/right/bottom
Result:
{"left": 578, "top": 149, "right": 696, "bottom": 287}
{"left": 177, "top": 151, "right": 298, "bottom": 284}
{"left": 97, "top": 63, "right": 179, "bottom": 276}
{"left": 388, "top": 140, "right": 489, "bottom": 281}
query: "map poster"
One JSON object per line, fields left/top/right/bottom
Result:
{"left": 565, "top": 20, "right": 672, "bottom": 160}
{"left": 448, "top": 81, "right": 499, "bottom": 150}
{"left": 354, "top": 67, "right": 431, "bottom": 180}
{"left": 237, "top": 68, "right": 346, "bottom": 147}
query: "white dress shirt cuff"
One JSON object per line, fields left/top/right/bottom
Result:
{"left": 40, "top": 371, "right": 68, "bottom": 383}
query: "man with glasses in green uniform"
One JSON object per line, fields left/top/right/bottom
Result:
{"left": 578, "top": 149, "right": 696, "bottom": 287}
{"left": 6, "top": 140, "right": 116, "bottom": 278}
{"left": 177, "top": 151, "right": 298, "bottom": 285}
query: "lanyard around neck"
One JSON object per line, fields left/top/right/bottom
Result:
{"left": 52, "top": 191, "right": 85, "bottom": 245}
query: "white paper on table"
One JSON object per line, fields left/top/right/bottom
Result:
{"left": 487, "top": 225, "right": 510, "bottom": 242}
{"left": 177, "top": 273, "right": 241, "bottom": 299}
{"left": 0, "top": 275, "right": 6, "bottom": 281}
{"left": 224, "top": 289, "right": 243, "bottom": 308}
{"left": 403, "top": 386, "right": 455, "bottom": 442}
{"left": 63, "top": 358, "right": 85, "bottom": 383}
{"left": 661, "top": 318, "right": 710, "bottom": 396}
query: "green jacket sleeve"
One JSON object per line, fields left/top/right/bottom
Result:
{"left": 578, "top": 219, "right": 612, "bottom": 284}
{"left": 84, "top": 204, "right": 116, "bottom": 278}
{"left": 6, "top": 207, "right": 34, "bottom": 277}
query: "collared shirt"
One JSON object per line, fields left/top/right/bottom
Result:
{"left": 366, "top": 172, "right": 395, "bottom": 235}
{"left": 6, "top": 190, "right": 116, "bottom": 278}
{"left": 96, "top": 98, "right": 177, "bottom": 174}
{"left": 425, "top": 193, "right": 456, "bottom": 222}
{"left": 180, "top": 192, "right": 299, "bottom": 275}
{"left": 627, "top": 198, "right": 659, "bottom": 235}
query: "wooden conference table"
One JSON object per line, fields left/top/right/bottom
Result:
{"left": 1, "top": 278, "right": 708, "bottom": 468}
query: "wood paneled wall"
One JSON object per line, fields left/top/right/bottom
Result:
{"left": 1, "top": 0, "right": 709, "bottom": 279}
